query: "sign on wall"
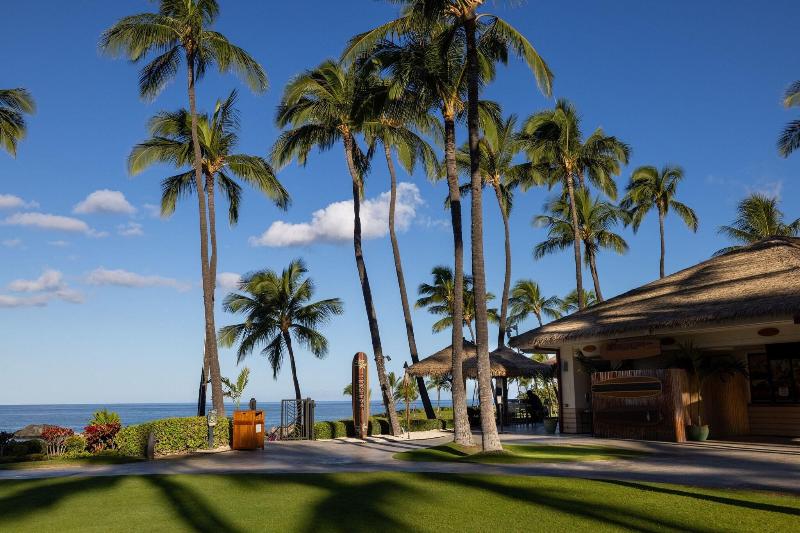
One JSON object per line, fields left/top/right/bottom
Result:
{"left": 352, "top": 352, "right": 370, "bottom": 439}
{"left": 591, "top": 375, "right": 663, "bottom": 399}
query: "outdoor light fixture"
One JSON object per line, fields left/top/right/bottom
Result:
{"left": 757, "top": 327, "right": 780, "bottom": 337}
{"left": 207, "top": 409, "right": 218, "bottom": 448}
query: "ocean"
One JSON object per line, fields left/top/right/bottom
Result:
{"left": 0, "top": 401, "right": 453, "bottom": 432}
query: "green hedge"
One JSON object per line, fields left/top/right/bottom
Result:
{"left": 312, "top": 417, "right": 450, "bottom": 440}
{"left": 115, "top": 417, "right": 230, "bottom": 457}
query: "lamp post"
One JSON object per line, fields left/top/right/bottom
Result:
{"left": 207, "top": 409, "right": 218, "bottom": 448}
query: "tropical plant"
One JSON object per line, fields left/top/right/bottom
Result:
{"left": 101, "top": 0, "right": 268, "bottom": 417}
{"left": 715, "top": 193, "right": 800, "bottom": 255}
{"left": 393, "top": 374, "right": 419, "bottom": 405}
{"left": 508, "top": 279, "right": 562, "bottom": 328}
{"left": 89, "top": 409, "right": 121, "bottom": 426}
{"left": 272, "top": 59, "right": 402, "bottom": 435}
{"left": 620, "top": 165, "right": 697, "bottom": 279}
{"left": 456, "top": 112, "right": 539, "bottom": 345}
{"left": 41, "top": 425, "right": 74, "bottom": 457}
{"left": 534, "top": 189, "right": 628, "bottom": 302}
{"left": 415, "top": 265, "right": 497, "bottom": 342}
{"left": 221, "top": 367, "right": 250, "bottom": 410}
{"left": 362, "top": 78, "right": 440, "bottom": 420}
{"left": 84, "top": 423, "right": 121, "bottom": 453}
{"left": 426, "top": 374, "right": 452, "bottom": 412}
{"left": 778, "top": 80, "right": 800, "bottom": 157}
{"left": 560, "top": 289, "right": 598, "bottom": 314}
{"left": 675, "top": 342, "right": 748, "bottom": 427}
{"left": 0, "top": 88, "right": 35, "bottom": 156}
{"left": 219, "top": 260, "right": 343, "bottom": 401}
{"left": 343, "top": 383, "right": 372, "bottom": 399}
{"left": 520, "top": 99, "right": 630, "bottom": 310}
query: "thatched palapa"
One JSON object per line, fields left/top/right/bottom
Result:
{"left": 406, "top": 339, "right": 551, "bottom": 378}
{"left": 510, "top": 237, "right": 800, "bottom": 349}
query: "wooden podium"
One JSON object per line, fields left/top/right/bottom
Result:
{"left": 232, "top": 410, "right": 265, "bottom": 450}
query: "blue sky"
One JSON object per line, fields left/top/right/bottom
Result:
{"left": 1, "top": 1, "right": 799, "bottom": 404}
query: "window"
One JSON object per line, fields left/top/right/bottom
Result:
{"left": 748, "top": 343, "right": 800, "bottom": 404}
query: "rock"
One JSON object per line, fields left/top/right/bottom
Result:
{"left": 14, "top": 424, "right": 46, "bottom": 439}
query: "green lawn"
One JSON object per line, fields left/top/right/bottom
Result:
{"left": 394, "top": 442, "right": 645, "bottom": 464}
{"left": 0, "top": 473, "right": 797, "bottom": 532}
{"left": 0, "top": 454, "right": 142, "bottom": 471}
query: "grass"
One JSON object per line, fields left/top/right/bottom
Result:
{"left": 0, "top": 472, "right": 797, "bottom": 532}
{"left": 393, "top": 442, "right": 646, "bottom": 464}
{"left": 0, "top": 453, "right": 142, "bottom": 471}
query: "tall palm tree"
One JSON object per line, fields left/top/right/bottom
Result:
{"left": 426, "top": 375, "right": 452, "bottom": 413}
{"left": 508, "top": 280, "right": 562, "bottom": 329}
{"left": 715, "top": 193, "right": 800, "bottom": 255}
{"left": 101, "top": 0, "right": 267, "bottom": 416}
{"left": 621, "top": 165, "right": 698, "bottom": 279}
{"left": 129, "top": 90, "right": 289, "bottom": 300}
{"left": 0, "top": 89, "right": 35, "bottom": 156}
{"left": 560, "top": 289, "right": 598, "bottom": 314}
{"left": 456, "top": 112, "right": 538, "bottom": 346}
{"left": 272, "top": 60, "right": 402, "bottom": 435}
{"left": 520, "top": 99, "right": 630, "bottom": 310}
{"left": 363, "top": 86, "right": 439, "bottom": 420}
{"left": 778, "top": 80, "right": 800, "bottom": 157}
{"left": 534, "top": 190, "right": 628, "bottom": 302}
{"left": 218, "top": 260, "right": 343, "bottom": 401}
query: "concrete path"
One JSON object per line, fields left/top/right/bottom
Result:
{"left": 2, "top": 432, "right": 799, "bottom": 494}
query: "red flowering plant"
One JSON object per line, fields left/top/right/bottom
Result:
{"left": 84, "top": 423, "right": 121, "bottom": 453}
{"left": 41, "top": 425, "right": 75, "bottom": 456}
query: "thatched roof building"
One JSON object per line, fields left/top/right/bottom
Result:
{"left": 407, "top": 339, "right": 551, "bottom": 378}
{"left": 510, "top": 237, "right": 800, "bottom": 350}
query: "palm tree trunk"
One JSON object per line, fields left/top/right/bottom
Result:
{"left": 658, "top": 205, "right": 666, "bottom": 278}
{"left": 535, "top": 312, "right": 543, "bottom": 327}
{"left": 466, "top": 321, "right": 476, "bottom": 343}
{"left": 283, "top": 331, "right": 302, "bottom": 401}
{"left": 342, "top": 133, "right": 401, "bottom": 436}
{"left": 384, "top": 143, "right": 435, "bottom": 420}
{"left": 587, "top": 246, "right": 604, "bottom": 302}
{"left": 565, "top": 173, "right": 585, "bottom": 310}
{"left": 206, "top": 172, "right": 218, "bottom": 302}
{"left": 187, "top": 57, "right": 224, "bottom": 417}
{"left": 465, "top": 15, "right": 502, "bottom": 452}
{"left": 443, "top": 110, "right": 473, "bottom": 447}
{"left": 494, "top": 183, "right": 512, "bottom": 347}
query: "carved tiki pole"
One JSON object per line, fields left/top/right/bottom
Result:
{"left": 352, "top": 352, "right": 370, "bottom": 439}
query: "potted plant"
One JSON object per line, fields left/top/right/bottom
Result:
{"left": 677, "top": 342, "right": 747, "bottom": 441}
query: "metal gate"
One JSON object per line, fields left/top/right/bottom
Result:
{"left": 279, "top": 398, "right": 315, "bottom": 440}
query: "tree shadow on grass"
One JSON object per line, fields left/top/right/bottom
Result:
{"left": 0, "top": 476, "right": 122, "bottom": 524}
{"left": 596, "top": 479, "right": 800, "bottom": 517}
{"left": 146, "top": 475, "right": 242, "bottom": 533}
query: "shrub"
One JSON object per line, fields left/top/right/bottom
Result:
{"left": 41, "top": 425, "right": 75, "bottom": 456}
{"left": 115, "top": 417, "right": 230, "bottom": 457}
{"left": 84, "top": 423, "right": 121, "bottom": 452}
{"left": 64, "top": 434, "right": 87, "bottom": 455}
{"left": 0, "top": 431, "right": 13, "bottom": 457}
{"left": 90, "top": 409, "right": 121, "bottom": 426}
{"left": 6, "top": 439, "right": 45, "bottom": 456}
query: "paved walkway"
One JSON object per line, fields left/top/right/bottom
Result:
{"left": 3, "top": 432, "right": 799, "bottom": 494}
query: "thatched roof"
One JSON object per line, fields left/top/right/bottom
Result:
{"left": 407, "top": 340, "right": 550, "bottom": 378}
{"left": 510, "top": 237, "right": 800, "bottom": 349}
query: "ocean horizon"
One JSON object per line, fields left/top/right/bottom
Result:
{"left": 0, "top": 401, "right": 454, "bottom": 432}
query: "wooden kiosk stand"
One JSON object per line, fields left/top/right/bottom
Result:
{"left": 232, "top": 410, "right": 265, "bottom": 450}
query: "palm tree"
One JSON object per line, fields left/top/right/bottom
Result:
{"left": 560, "top": 289, "right": 598, "bottom": 314}
{"left": 508, "top": 280, "right": 562, "bottom": 329}
{"left": 363, "top": 84, "right": 439, "bottom": 420}
{"left": 218, "top": 260, "right": 343, "bottom": 401}
{"left": 101, "top": 0, "right": 267, "bottom": 416}
{"left": 426, "top": 375, "right": 452, "bottom": 413}
{"left": 129, "top": 90, "right": 289, "bottom": 302}
{"left": 621, "top": 165, "right": 698, "bottom": 278}
{"left": 0, "top": 89, "right": 35, "bottom": 156}
{"left": 715, "top": 193, "right": 800, "bottom": 255}
{"left": 534, "top": 190, "right": 628, "bottom": 302}
{"left": 456, "top": 112, "right": 538, "bottom": 346}
{"left": 520, "top": 99, "right": 630, "bottom": 310}
{"left": 778, "top": 80, "right": 800, "bottom": 157}
{"left": 271, "top": 60, "right": 402, "bottom": 435}
{"left": 221, "top": 367, "right": 250, "bottom": 410}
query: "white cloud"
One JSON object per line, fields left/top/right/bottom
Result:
{"left": 143, "top": 203, "right": 163, "bottom": 219}
{"left": 86, "top": 267, "right": 191, "bottom": 292}
{"left": 48, "top": 240, "right": 70, "bottom": 247}
{"left": 216, "top": 272, "right": 242, "bottom": 290}
{"left": 0, "top": 294, "right": 50, "bottom": 308}
{"left": 748, "top": 179, "right": 783, "bottom": 200}
{"left": 73, "top": 190, "right": 136, "bottom": 215}
{"left": 9, "top": 269, "right": 64, "bottom": 292}
{"left": 251, "top": 182, "right": 423, "bottom": 247}
{"left": 1, "top": 238, "right": 21, "bottom": 248}
{"left": 0, "top": 194, "right": 38, "bottom": 210}
{"left": 3, "top": 212, "right": 90, "bottom": 233}
{"left": 117, "top": 221, "right": 144, "bottom": 237}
